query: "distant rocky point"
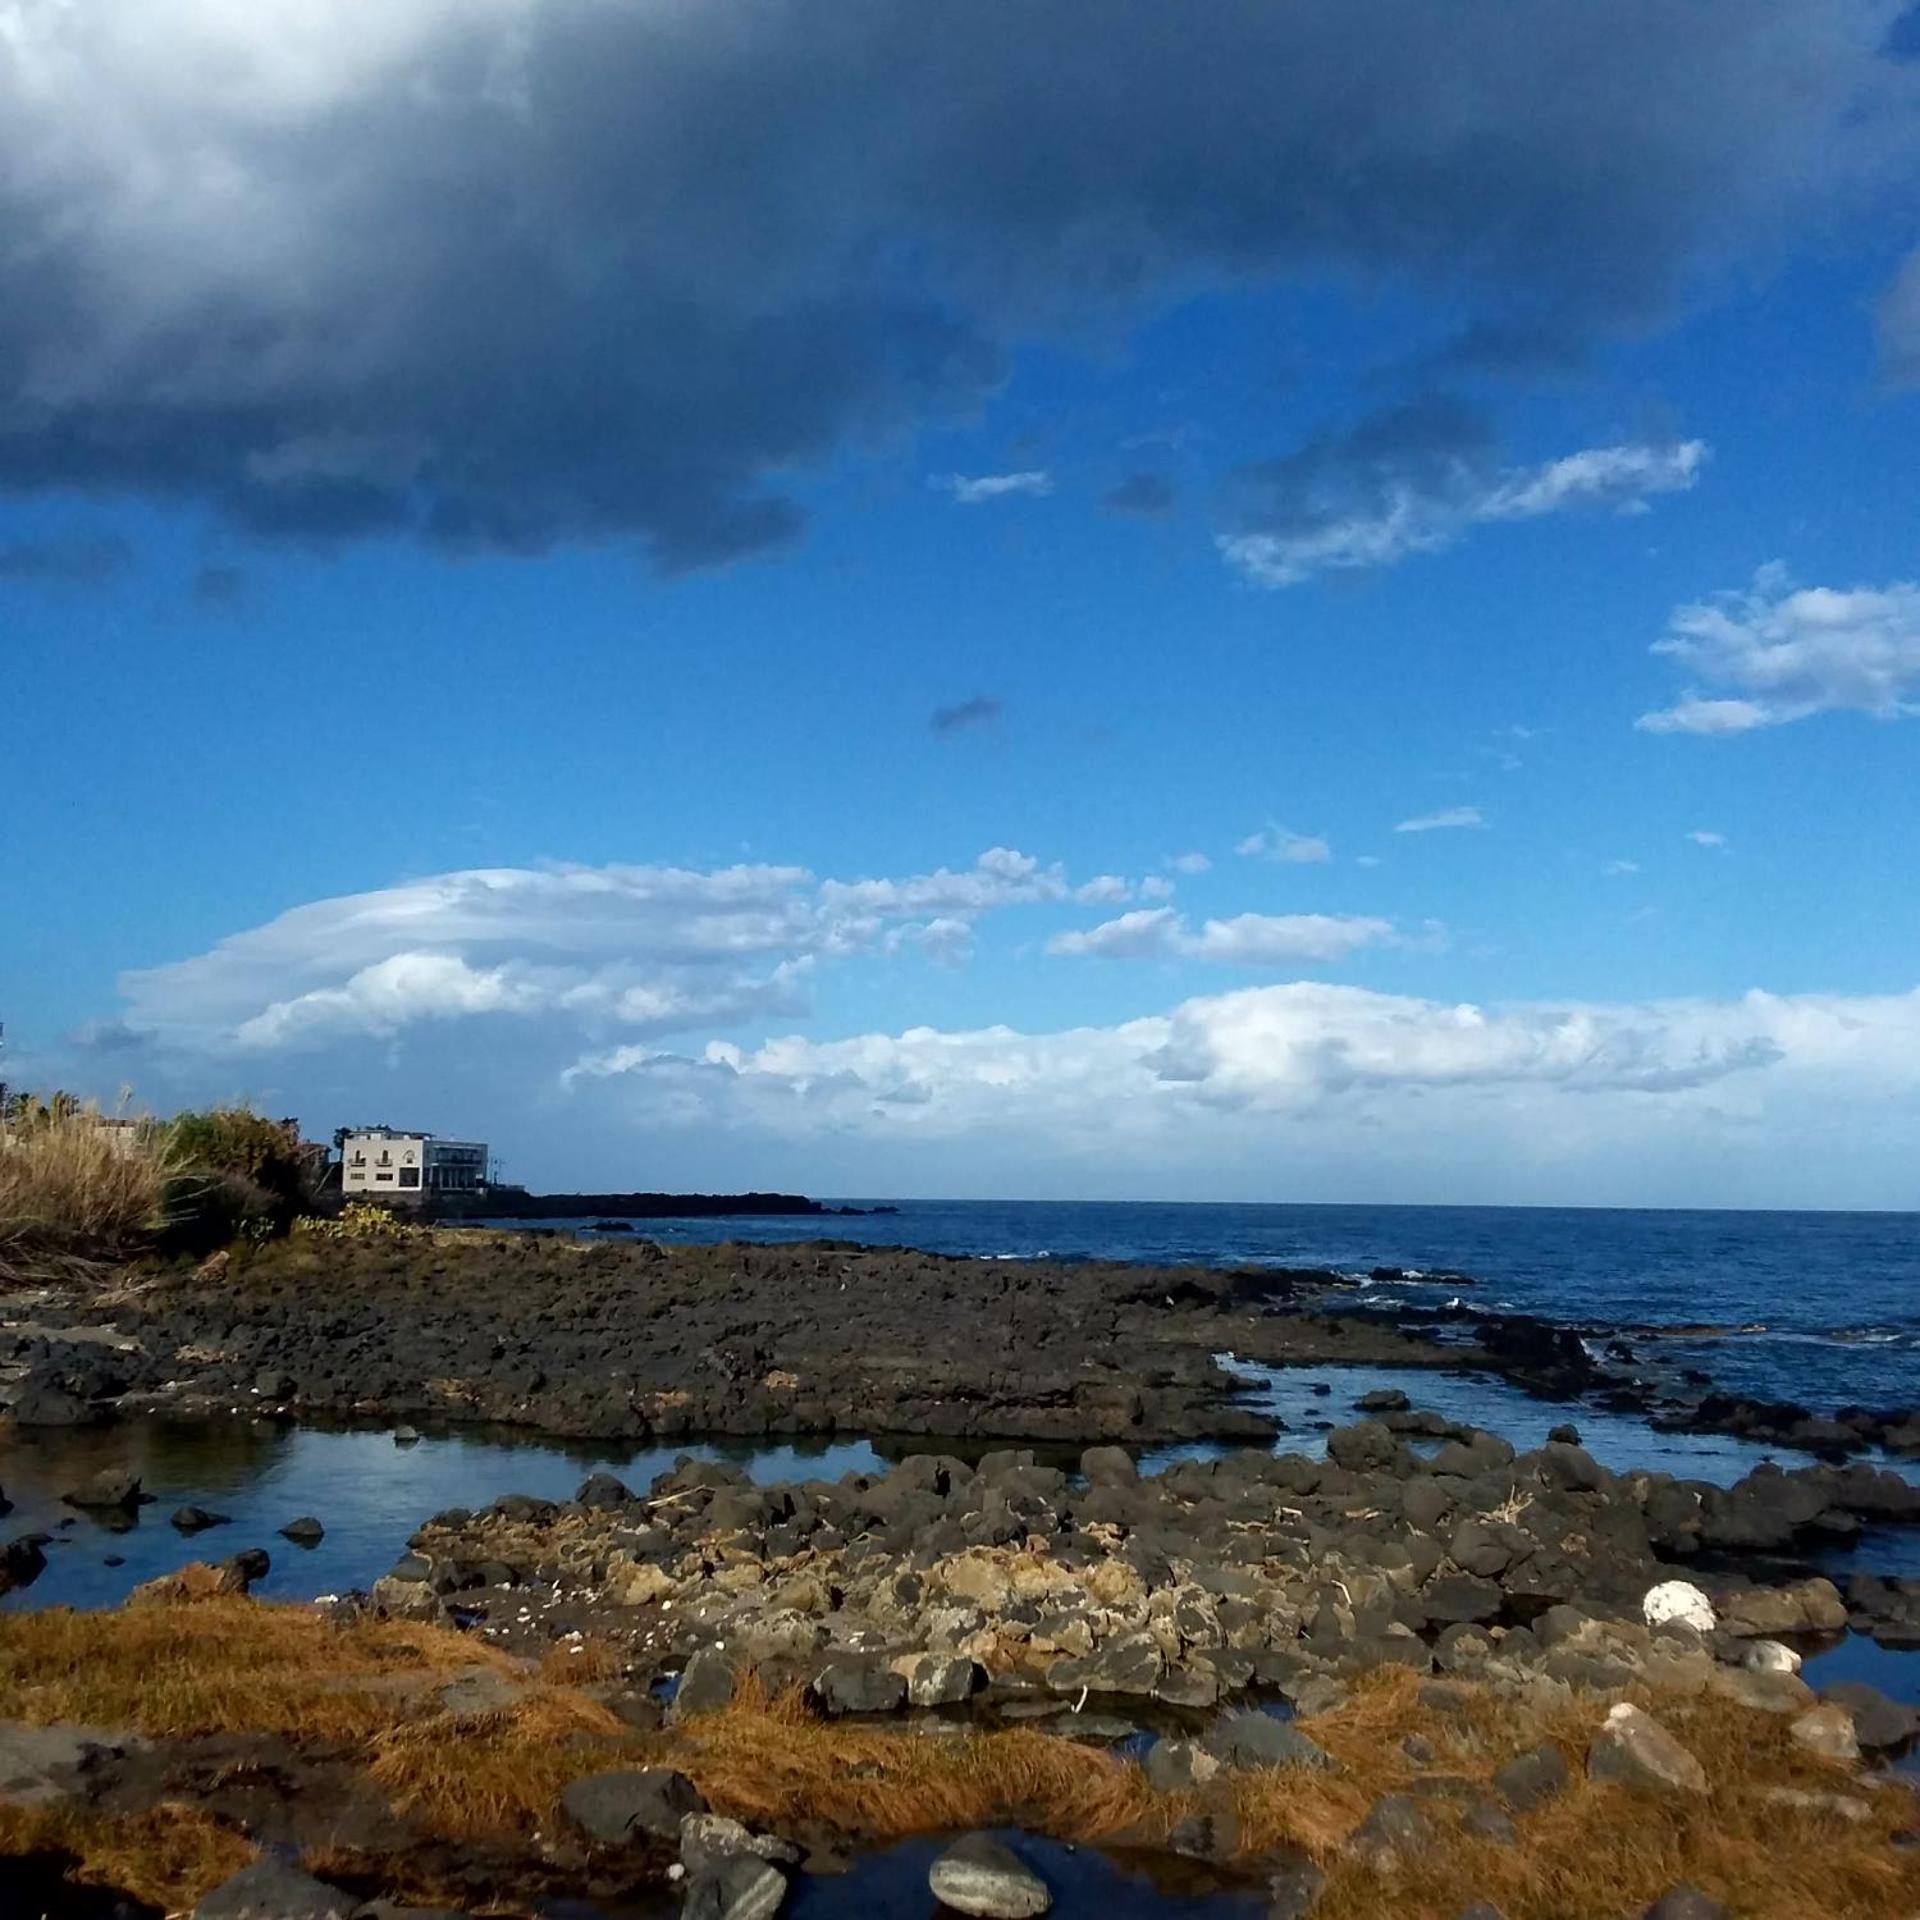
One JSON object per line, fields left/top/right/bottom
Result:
{"left": 425, "top": 1190, "right": 893, "bottom": 1222}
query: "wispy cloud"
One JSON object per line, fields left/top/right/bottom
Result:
{"left": 1237, "top": 826, "right": 1332, "bottom": 864}
{"left": 1048, "top": 907, "right": 1395, "bottom": 965}
{"left": 1687, "top": 829, "right": 1727, "bottom": 848}
{"left": 1637, "top": 566, "right": 1920, "bottom": 735}
{"left": 1218, "top": 396, "right": 1706, "bottom": 587}
{"left": 944, "top": 471, "right": 1054, "bottom": 505}
{"left": 1167, "top": 852, "right": 1212, "bottom": 875}
{"left": 930, "top": 694, "right": 1004, "bottom": 735}
{"left": 1603, "top": 858, "right": 1640, "bottom": 876}
{"left": 1394, "top": 806, "right": 1485, "bottom": 834}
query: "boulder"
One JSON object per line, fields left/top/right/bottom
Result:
{"left": 561, "top": 1767, "right": 706, "bottom": 1844}
{"left": 1788, "top": 1702, "right": 1860, "bottom": 1764}
{"left": 1642, "top": 1581, "right": 1715, "bottom": 1633}
{"left": 1344, "top": 1792, "right": 1432, "bottom": 1871}
{"left": 1420, "top": 1575, "right": 1504, "bottom": 1625}
{"left": 927, "top": 1833, "right": 1053, "bottom": 1918}
{"left": 681, "top": 1855, "right": 788, "bottom": 1920}
{"left": 61, "top": 1468, "right": 142, "bottom": 1511}
{"left": 1819, "top": 1681, "right": 1918, "bottom": 1752}
{"left": 0, "top": 1534, "right": 49, "bottom": 1595}
{"left": 1430, "top": 1432, "right": 1514, "bottom": 1477}
{"left": 1079, "top": 1446, "right": 1138, "bottom": 1485}
{"left": 1326, "top": 1422, "right": 1399, "bottom": 1473}
{"left": 893, "top": 1651, "right": 979, "bottom": 1707}
{"left": 1740, "top": 1639, "right": 1802, "bottom": 1675}
{"left": 0, "top": 1723, "right": 143, "bottom": 1806}
{"left": 1492, "top": 1743, "right": 1568, "bottom": 1813}
{"left": 10, "top": 1382, "right": 101, "bottom": 1426}
{"left": 194, "top": 1860, "right": 355, "bottom": 1918}
{"left": 1046, "top": 1633, "right": 1163, "bottom": 1697}
{"left": 670, "top": 1646, "right": 739, "bottom": 1721}
{"left": 1205, "top": 1710, "right": 1337, "bottom": 1773}
{"left": 1716, "top": 1578, "right": 1846, "bottom": 1637}
{"left": 1459, "top": 1800, "right": 1516, "bottom": 1845}
{"left": 575, "top": 1472, "right": 634, "bottom": 1509}
{"left": 1707, "top": 1667, "right": 1811, "bottom": 1715}
{"left": 810, "top": 1658, "right": 906, "bottom": 1716}
{"left": 1142, "top": 1737, "right": 1221, "bottom": 1793}
{"left": 1266, "top": 1857, "right": 1328, "bottom": 1919}
{"left": 171, "top": 1506, "right": 230, "bottom": 1533}
{"left": 437, "top": 1669, "right": 523, "bottom": 1720}
{"left": 279, "top": 1516, "right": 324, "bottom": 1544}
{"left": 1586, "top": 1704, "right": 1707, "bottom": 1796}
{"left": 677, "top": 1813, "right": 802, "bottom": 1878}
{"left": 1642, "top": 1890, "right": 1728, "bottom": 1920}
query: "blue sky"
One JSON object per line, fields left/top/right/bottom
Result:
{"left": 3, "top": 1, "right": 1919, "bottom": 1206}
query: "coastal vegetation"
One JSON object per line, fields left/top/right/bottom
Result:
{"left": 0, "top": 1091, "right": 320, "bottom": 1284}
{"left": 1, "top": 1587, "right": 1914, "bottom": 1918}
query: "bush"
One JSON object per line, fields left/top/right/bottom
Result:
{"left": 158, "top": 1110, "right": 321, "bottom": 1255}
{"left": 291, "top": 1200, "right": 421, "bottom": 1243}
{"left": 0, "top": 1096, "right": 171, "bottom": 1282}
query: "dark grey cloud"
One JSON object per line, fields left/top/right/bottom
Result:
{"left": 0, "top": 534, "right": 132, "bottom": 584}
{"left": 0, "top": 2, "right": 1910, "bottom": 570}
{"left": 931, "top": 695, "right": 1004, "bottom": 736}
{"left": 1102, "top": 473, "right": 1178, "bottom": 517}
{"left": 192, "top": 564, "right": 247, "bottom": 607}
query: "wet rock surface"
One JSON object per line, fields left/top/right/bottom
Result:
{"left": 12, "top": 1234, "right": 1911, "bottom": 1456}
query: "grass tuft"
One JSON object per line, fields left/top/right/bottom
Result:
{"left": 0, "top": 1596, "right": 514, "bottom": 1741}
{"left": 668, "top": 1674, "right": 1160, "bottom": 1844}
{"left": 0, "top": 1801, "right": 255, "bottom": 1911}
{"left": 0, "top": 1096, "right": 171, "bottom": 1283}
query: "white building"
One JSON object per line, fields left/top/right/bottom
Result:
{"left": 339, "top": 1127, "right": 488, "bottom": 1202}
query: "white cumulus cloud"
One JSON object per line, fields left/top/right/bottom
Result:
{"left": 1637, "top": 566, "right": 1920, "bottom": 734}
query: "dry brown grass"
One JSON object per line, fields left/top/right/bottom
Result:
{"left": 1228, "top": 1666, "right": 1920, "bottom": 1920}
{"left": 0, "top": 1800, "right": 254, "bottom": 1911}
{"left": 4, "top": 1605, "right": 1917, "bottom": 1920}
{"left": 369, "top": 1688, "right": 631, "bottom": 1839}
{"left": 0, "top": 1098, "right": 170, "bottom": 1283}
{"left": 657, "top": 1667, "right": 1920, "bottom": 1917}
{"left": 0, "top": 1595, "right": 514, "bottom": 1740}
{"left": 666, "top": 1674, "right": 1161, "bottom": 1844}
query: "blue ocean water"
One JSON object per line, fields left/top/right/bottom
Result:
{"left": 539, "top": 1200, "right": 1920, "bottom": 1414}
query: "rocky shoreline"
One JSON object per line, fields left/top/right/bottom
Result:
{"left": 8, "top": 1414, "right": 1920, "bottom": 1917}
{"left": 6, "top": 1232, "right": 1917, "bottom": 1462}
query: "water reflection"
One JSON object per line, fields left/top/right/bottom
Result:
{"left": 0, "top": 1416, "right": 881, "bottom": 1613}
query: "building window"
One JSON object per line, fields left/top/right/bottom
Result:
{"left": 376, "top": 1170, "right": 394, "bottom": 1182}
{"left": 399, "top": 1166, "right": 420, "bottom": 1187}
{"left": 349, "top": 1151, "right": 365, "bottom": 1167}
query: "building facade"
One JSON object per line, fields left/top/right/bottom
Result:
{"left": 338, "top": 1127, "right": 488, "bottom": 1202}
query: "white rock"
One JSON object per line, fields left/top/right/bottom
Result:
{"left": 1642, "top": 1580, "right": 1716, "bottom": 1633}
{"left": 1742, "top": 1639, "right": 1803, "bottom": 1675}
